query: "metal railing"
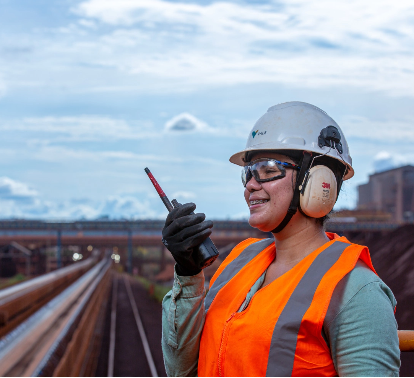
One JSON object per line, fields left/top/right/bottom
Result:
{"left": 399, "top": 330, "right": 414, "bottom": 352}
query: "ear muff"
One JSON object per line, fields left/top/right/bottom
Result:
{"left": 300, "top": 165, "right": 337, "bottom": 218}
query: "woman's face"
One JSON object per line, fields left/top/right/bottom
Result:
{"left": 244, "top": 152, "right": 297, "bottom": 232}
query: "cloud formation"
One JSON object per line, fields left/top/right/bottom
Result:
{"left": 0, "top": 176, "right": 159, "bottom": 219}
{"left": 0, "top": 116, "right": 152, "bottom": 141}
{"left": 0, "top": 76, "right": 6, "bottom": 98}
{"left": 0, "top": 177, "right": 38, "bottom": 202}
{"left": 0, "top": 113, "right": 218, "bottom": 143}
{"left": 100, "top": 195, "right": 157, "bottom": 219}
{"left": 68, "top": 0, "right": 414, "bottom": 96}
{"left": 30, "top": 145, "right": 177, "bottom": 164}
{"left": 2, "top": 0, "right": 413, "bottom": 97}
{"left": 171, "top": 191, "right": 196, "bottom": 201}
{"left": 165, "top": 113, "right": 209, "bottom": 132}
{"left": 1, "top": 0, "right": 414, "bottom": 218}
{"left": 373, "top": 151, "right": 409, "bottom": 173}
{"left": 341, "top": 116, "right": 414, "bottom": 142}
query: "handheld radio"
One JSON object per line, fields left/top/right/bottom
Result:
{"left": 144, "top": 167, "right": 219, "bottom": 269}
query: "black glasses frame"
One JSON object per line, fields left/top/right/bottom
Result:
{"left": 242, "top": 158, "right": 301, "bottom": 187}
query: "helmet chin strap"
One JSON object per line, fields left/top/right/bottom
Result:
{"left": 271, "top": 152, "right": 312, "bottom": 234}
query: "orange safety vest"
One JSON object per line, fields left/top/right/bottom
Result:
{"left": 198, "top": 233, "right": 376, "bottom": 377}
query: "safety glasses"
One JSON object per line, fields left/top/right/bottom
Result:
{"left": 242, "top": 158, "right": 301, "bottom": 187}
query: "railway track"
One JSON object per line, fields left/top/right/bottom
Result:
{"left": 0, "top": 258, "right": 111, "bottom": 376}
{"left": 0, "top": 258, "right": 95, "bottom": 338}
{"left": 97, "top": 274, "right": 166, "bottom": 377}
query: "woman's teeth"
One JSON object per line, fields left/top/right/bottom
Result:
{"left": 250, "top": 199, "right": 269, "bottom": 205}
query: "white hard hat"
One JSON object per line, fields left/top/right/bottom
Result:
{"left": 229, "top": 101, "right": 354, "bottom": 180}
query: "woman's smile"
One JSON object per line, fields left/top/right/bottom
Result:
{"left": 248, "top": 197, "right": 270, "bottom": 209}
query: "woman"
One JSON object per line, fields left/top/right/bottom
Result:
{"left": 161, "top": 102, "right": 400, "bottom": 376}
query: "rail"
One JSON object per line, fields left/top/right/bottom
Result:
{"left": 0, "top": 258, "right": 111, "bottom": 376}
{"left": 106, "top": 274, "right": 160, "bottom": 376}
{"left": 0, "top": 258, "right": 95, "bottom": 338}
{"left": 124, "top": 275, "right": 158, "bottom": 376}
{"left": 399, "top": 330, "right": 414, "bottom": 352}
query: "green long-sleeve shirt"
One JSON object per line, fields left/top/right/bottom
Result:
{"left": 162, "top": 260, "right": 400, "bottom": 377}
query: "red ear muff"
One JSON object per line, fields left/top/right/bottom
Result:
{"left": 300, "top": 165, "right": 337, "bottom": 218}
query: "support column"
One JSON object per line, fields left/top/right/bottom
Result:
{"left": 127, "top": 228, "right": 133, "bottom": 274}
{"left": 57, "top": 229, "right": 62, "bottom": 269}
{"left": 26, "top": 255, "right": 31, "bottom": 277}
{"left": 160, "top": 245, "right": 166, "bottom": 272}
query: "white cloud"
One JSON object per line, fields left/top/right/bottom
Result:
{"left": 373, "top": 151, "right": 395, "bottom": 173}
{"left": 375, "top": 151, "right": 392, "bottom": 160}
{"left": 2, "top": 1, "right": 414, "bottom": 217}
{"left": 0, "top": 116, "right": 153, "bottom": 141}
{"left": 165, "top": 113, "right": 210, "bottom": 132}
{"left": 0, "top": 177, "right": 38, "bottom": 202}
{"left": 171, "top": 191, "right": 196, "bottom": 201}
{"left": 0, "top": 77, "right": 6, "bottom": 98}
{"left": 29, "top": 145, "right": 184, "bottom": 164}
{"left": 341, "top": 116, "right": 414, "bottom": 142}
{"left": 373, "top": 150, "right": 410, "bottom": 173}
{"left": 0, "top": 112, "right": 248, "bottom": 154}
{"left": 0, "top": 113, "right": 229, "bottom": 142}
{"left": 164, "top": 113, "right": 252, "bottom": 137}
{"left": 78, "top": 19, "right": 97, "bottom": 29}
{"left": 99, "top": 195, "right": 157, "bottom": 219}
{"left": 4, "top": 0, "right": 413, "bottom": 96}
{"left": 0, "top": 177, "right": 53, "bottom": 218}
{"left": 74, "top": 0, "right": 291, "bottom": 44}
{"left": 0, "top": 176, "right": 159, "bottom": 219}
{"left": 0, "top": 197, "right": 86, "bottom": 220}
{"left": 66, "top": 0, "right": 414, "bottom": 96}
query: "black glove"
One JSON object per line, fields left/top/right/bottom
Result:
{"left": 162, "top": 202, "right": 213, "bottom": 276}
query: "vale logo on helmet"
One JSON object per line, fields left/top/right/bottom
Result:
{"left": 252, "top": 129, "right": 267, "bottom": 138}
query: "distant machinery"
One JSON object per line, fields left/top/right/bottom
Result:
{"left": 0, "top": 242, "right": 32, "bottom": 277}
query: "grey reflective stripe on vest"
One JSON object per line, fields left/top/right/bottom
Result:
{"left": 266, "top": 241, "right": 350, "bottom": 377}
{"left": 205, "top": 238, "right": 274, "bottom": 313}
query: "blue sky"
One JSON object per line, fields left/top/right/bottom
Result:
{"left": 0, "top": 0, "right": 414, "bottom": 220}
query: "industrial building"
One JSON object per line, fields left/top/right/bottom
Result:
{"left": 358, "top": 165, "right": 414, "bottom": 223}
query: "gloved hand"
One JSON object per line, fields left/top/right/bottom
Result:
{"left": 162, "top": 202, "right": 213, "bottom": 276}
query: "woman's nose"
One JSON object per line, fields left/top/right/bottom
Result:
{"left": 246, "top": 176, "right": 262, "bottom": 191}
